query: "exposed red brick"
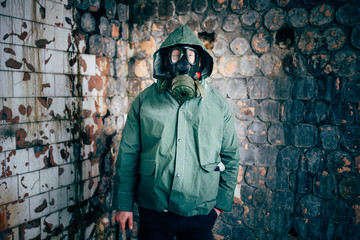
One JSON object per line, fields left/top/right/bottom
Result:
{"left": 19, "top": 105, "right": 26, "bottom": 115}
{"left": 0, "top": 206, "right": 6, "bottom": 231}
{"left": 23, "top": 72, "right": 31, "bottom": 81}
{"left": 88, "top": 76, "right": 103, "bottom": 92}
{"left": 4, "top": 48, "right": 16, "bottom": 55}
{"left": 5, "top": 58, "right": 23, "bottom": 69}
{"left": 37, "top": 97, "right": 53, "bottom": 109}
{"left": 34, "top": 200, "right": 47, "bottom": 213}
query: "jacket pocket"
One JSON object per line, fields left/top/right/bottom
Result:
{"left": 200, "top": 162, "right": 220, "bottom": 172}
{"left": 139, "top": 160, "right": 156, "bottom": 176}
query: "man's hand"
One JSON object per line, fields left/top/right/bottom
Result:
{"left": 115, "top": 211, "right": 133, "bottom": 230}
{"left": 214, "top": 208, "right": 221, "bottom": 216}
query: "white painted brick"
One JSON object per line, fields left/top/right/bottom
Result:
{"left": 59, "top": 163, "right": 75, "bottom": 187}
{"left": 67, "top": 185, "right": 76, "bottom": 207}
{"left": 0, "top": 152, "right": 4, "bottom": 178}
{"left": 15, "top": 123, "right": 39, "bottom": 149}
{"left": 0, "top": 71, "right": 14, "bottom": 97}
{"left": 21, "top": 221, "right": 41, "bottom": 240}
{"left": 41, "top": 211, "right": 59, "bottom": 239}
{"left": 81, "top": 142, "right": 95, "bottom": 161}
{"left": 40, "top": 167, "right": 59, "bottom": 192}
{"left": 24, "top": 0, "right": 46, "bottom": 22}
{"left": 23, "top": 21, "right": 35, "bottom": 47}
{"left": 60, "top": 120, "right": 72, "bottom": 142}
{"left": 54, "top": 75, "right": 72, "bottom": 97}
{"left": 0, "top": 0, "right": 10, "bottom": 15}
{"left": 6, "top": 149, "right": 29, "bottom": 176}
{"left": 7, "top": 227, "right": 20, "bottom": 240}
{"left": 81, "top": 95, "right": 97, "bottom": 117}
{"left": 28, "top": 145, "right": 48, "bottom": 171}
{"left": 13, "top": 72, "right": 36, "bottom": 97}
{"left": 54, "top": 27, "right": 72, "bottom": 51}
{"left": 48, "top": 97, "right": 66, "bottom": 119}
{"left": 11, "top": 18, "right": 26, "bottom": 46}
{"left": 0, "top": 175, "right": 18, "bottom": 204}
{"left": 63, "top": 52, "right": 78, "bottom": 75}
{"left": 46, "top": 1, "right": 65, "bottom": 27}
{"left": 22, "top": 47, "right": 46, "bottom": 73}
{"left": 59, "top": 230, "right": 69, "bottom": 240}
{"left": 0, "top": 0, "right": 24, "bottom": 18}
{"left": 59, "top": 208, "right": 72, "bottom": 229}
{"left": 49, "top": 187, "right": 67, "bottom": 212}
{"left": 37, "top": 74, "right": 55, "bottom": 97}
{"left": 85, "top": 223, "right": 96, "bottom": 240}
{"left": 2, "top": 98, "right": 27, "bottom": 124}
{"left": 81, "top": 177, "right": 100, "bottom": 200}
{"left": 0, "top": 99, "right": 3, "bottom": 125}
{"left": 63, "top": 4, "right": 73, "bottom": 29}
{"left": 65, "top": 97, "right": 78, "bottom": 124}
{"left": 0, "top": 125, "right": 17, "bottom": 152}
{"left": 45, "top": 50, "right": 64, "bottom": 74}
{"left": 27, "top": 97, "right": 47, "bottom": 122}
{"left": 50, "top": 143, "right": 67, "bottom": 165}
{"left": 79, "top": 54, "right": 96, "bottom": 76}
{"left": 82, "top": 177, "right": 99, "bottom": 201}
{"left": 38, "top": 120, "right": 61, "bottom": 144}
{"left": 0, "top": 16, "right": 13, "bottom": 45}
{"left": 18, "top": 171, "right": 40, "bottom": 199}
{"left": 7, "top": 198, "right": 30, "bottom": 227}
{"left": 34, "top": 23, "right": 56, "bottom": 50}
{"left": 29, "top": 192, "right": 49, "bottom": 220}
{"left": 76, "top": 33, "right": 87, "bottom": 54}
{"left": 82, "top": 159, "right": 100, "bottom": 181}
{"left": 0, "top": 44, "right": 24, "bottom": 71}
{"left": 9, "top": 0, "right": 25, "bottom": 19}
{"left": 68, "top": 142, "right": 76, "bottom": 163}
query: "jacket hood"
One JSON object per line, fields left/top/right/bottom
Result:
{"left": 153, "top": 25, "right": 214, "bottom": 81}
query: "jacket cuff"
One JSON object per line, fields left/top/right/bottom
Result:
{"left": 215, "top": 188, "right": 234, "bottom": 212}
{"left": 115, "top": 192, "right": 135, "bottom": 212}
{"left": 112, "top": 185, "right": 135, "bottom": 212}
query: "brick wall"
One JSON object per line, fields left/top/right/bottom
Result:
{"left": 0, "top": 0, "right": 107, "bottom": 239}
{"left": 1, "top": 0, "right": 360, "bottom": 239}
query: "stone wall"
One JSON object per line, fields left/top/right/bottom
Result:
{"left": 124, "top": 0, "right": 360, "bottom": 239}
{"left": 1, "top": 0, "right": 360, "bottom": 239}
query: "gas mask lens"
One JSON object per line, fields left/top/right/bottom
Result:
{"left": 169, "top": 47, "right": 198, "bottom": 65}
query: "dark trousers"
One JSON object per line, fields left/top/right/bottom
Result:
{"left": 138, "top": 207, "right": 218, "bottom": 240}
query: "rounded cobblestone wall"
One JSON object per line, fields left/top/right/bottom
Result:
{"left": 74, "top": 0, "right": 360, "bottom": 239}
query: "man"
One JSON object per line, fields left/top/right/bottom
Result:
{"left": 113, "top": 25, "right": 240, "bottom": 240}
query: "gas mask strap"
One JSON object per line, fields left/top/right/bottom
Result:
{"left": 194, "top": 79, "right": 205, "bottom": 98}
{"left": 157, "top": 73, "right": 172, "bottom": 94}
{"left": 159, "top": 80, "right": 169, "bottom": 93}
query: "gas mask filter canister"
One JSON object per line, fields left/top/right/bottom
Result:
{"left": 166, "top": 46, "right": 205, "bottom": 103}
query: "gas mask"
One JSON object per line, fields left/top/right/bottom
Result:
{"left": 153, "top": 25, "right": 214, "bottom": 101}
{"left": 163, "top": 45, "right": 205, "bottom": 103}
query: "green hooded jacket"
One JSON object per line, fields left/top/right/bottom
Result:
{"left": 113, "top": 25, "right": 240, "bottom": 216}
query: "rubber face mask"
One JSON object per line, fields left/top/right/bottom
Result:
{"left": 166, "top": 46, "right": 203, "bottom": 103}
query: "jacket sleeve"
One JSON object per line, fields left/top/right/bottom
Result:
{"left": 112, "top": 96, "right": 141, "bottom": 212}
{"left": 216, "top": 102, "right": 240, "bottom": 212}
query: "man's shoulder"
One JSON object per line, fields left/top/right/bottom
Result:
{"left": 133, "top": 83, "right": 158, "bottom": 103}
{"left": 203, "top": 80, "right": 228, "bottom": 107}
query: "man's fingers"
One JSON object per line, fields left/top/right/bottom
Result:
{"left": 120, "top": 221, "right": 126, "bottom": 230}
{"left": 128, "top": 216, "right": 133, "bottom": 230}
{"left": 116, "top": 211, "right": 133, "bottom": 230}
